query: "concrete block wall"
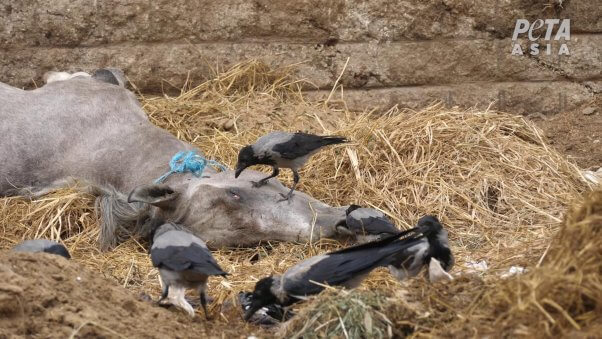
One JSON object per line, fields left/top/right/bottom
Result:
{"left": 1, "top": 0, "right": 600, "bottom": 114}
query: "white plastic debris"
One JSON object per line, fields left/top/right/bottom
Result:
{"left": 582, "top": 167, "right": 602, "bottom": 185}
{"left": 464, "top": 260, "right": 488, "bottom": 273}
{"left": 501, "top": 266, "right": 526, "bottom": 278}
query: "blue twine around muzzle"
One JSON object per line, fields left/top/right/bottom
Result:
{"left": 155, "top": 151, "right": 228, "bottom": 184}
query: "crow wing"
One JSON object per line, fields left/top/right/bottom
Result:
{"left": 282, "top": 236, "right": 424, "bottom": 296}
{"left": 329, "top": 227, "right": 420, "bottom": 255}
{"left": 13, "top": 239, "right": 71, "bottom": 258}
{"left": 272, "top": 133, "right": 347, "bottom": 159}
{"left": 362, "top": 216, "right": 399, "bottom": 234}
{"left": 151, "top": 243, "right": 227, "bottom": 276}
{"left": 347, "top": 215, "right": 399, "bottom": 235}
{"left": 45, "top": 244, "right": 71, "bottom": 259}
{"left": 388, "top": 237, "right": 429, "bottom": 269}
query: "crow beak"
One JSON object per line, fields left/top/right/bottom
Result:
{"left": 234, "top": 166, "right": 244, "bottom": 179}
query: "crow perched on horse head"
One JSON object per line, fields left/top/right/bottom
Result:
{"left": 235, "top": 131, "right": 347, "bottom": 201}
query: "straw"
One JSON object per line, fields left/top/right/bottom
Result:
{"left": 0, "top": 60, "right": 594, "bottom": 337}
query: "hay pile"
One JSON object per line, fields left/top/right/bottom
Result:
{"left": 0, "top": 60, "right": 594, "bottom": 337}
{"left": 472, "top": 189, "right": 602, "bottom": 337}
{"left": 282, "top": 190, "right": 601, "bottom": 338}
{"left": 277, "top": 289, "right": 398, "bottom": 338}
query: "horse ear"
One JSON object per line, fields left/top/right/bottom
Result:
{"left": 127, "top": 184, "right": 179, "bottom": 209}
{"left": 92, "top": 68, "right": 126, "bottom": 87}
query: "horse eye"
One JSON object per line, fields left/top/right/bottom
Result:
{"left": 228, "top": 189, "right": 240, "bottom": 200}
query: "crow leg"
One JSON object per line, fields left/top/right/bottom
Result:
{"left": 200, "top": 290, "right": 209, "bottom": 320}
{"left": 158, "top": 284, "right": 169, "bottom": 304}
{"left": 171, "top": 286, "right": 195, "bottom": 317}
{"left": 279, "top": 170, "right": 299, "bottom": 202}
{"left": 252, "top": 167, "right": 279, "bottom": 187}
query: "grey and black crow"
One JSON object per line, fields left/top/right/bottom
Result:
{"left": 13, "top": 239, "right": 71, "bottom": 259}
{"left": 243, "top": 228, "right": 422, "bottom": 320}
{"left": 234, "top": 131, "right": 347, "bottom": 201}
{"left": 388, "top": 215, "right": 454, "bottom": 283}
{"left": 150, "top": 223, "right": 228, "bottom": 318}
{"left": 337, "top": 204, "right": 399, "bottom": 243}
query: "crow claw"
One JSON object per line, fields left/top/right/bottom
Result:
{"left": 156, "top": 301, "right": 171, "bottom": 308}
{"left": 278, "top": 192, "right": 294, "bottom": 202}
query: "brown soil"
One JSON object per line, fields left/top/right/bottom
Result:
{"left": 0, "top": 252, "right": 266, "bottom": 339}
{"left": 534, "top": 100, "right": 602, "bottom": 170}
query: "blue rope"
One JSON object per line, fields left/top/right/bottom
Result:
{"left": 155, "top": 151, "right": 228, "bottom": 183}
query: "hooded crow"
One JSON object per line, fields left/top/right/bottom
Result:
{"left": 388, "top": 215, "right": 454, "bottom": 283}
{"left": 243, "top": 228, "right": 422, "bottom": 320}
{"left": 234, "top": 131, "right": 347, "bottom": 201}
{"left": 337, "top": 205, "right": 399, "bottom": 243}
{"left": 150, "top": 223, "right": 228, "bottom": 318}
{"left": 13, "top": 239, "right": 71, "bottom": 259}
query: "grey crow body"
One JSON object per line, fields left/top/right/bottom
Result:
{"left": 337, "top": 205, "right": 399, "bottom": 243}
{"left": 150, "top": 223, "right": 228, "bottom": 318}
{"left": 235, "top": 131, "right": 347, "bottom": 201}
{"left": 388, "top": 215, "right": 454, "bottom": 282}
{"left": 243, "top": 228, "right": 423, "bottom": 320}
{"left": 12, "top": 239, "right": 71, "bottom": 259}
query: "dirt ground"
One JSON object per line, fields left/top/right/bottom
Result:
{"left": 534, "top": 100, "right": 602, "bottom": 169}
{"left": 0, "top": 252, "right": 269, "bottom": 339}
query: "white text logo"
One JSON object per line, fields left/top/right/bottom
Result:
{"left": 511, "top": 19, "right": 570, "bottom": 56}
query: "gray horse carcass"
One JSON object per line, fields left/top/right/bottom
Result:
{"left": 0, "top": 71, "right": 347, "bottom": 250}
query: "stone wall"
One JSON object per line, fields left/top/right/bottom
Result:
{"left": 1, "top": 0, "right": 600, "bottom": 114}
